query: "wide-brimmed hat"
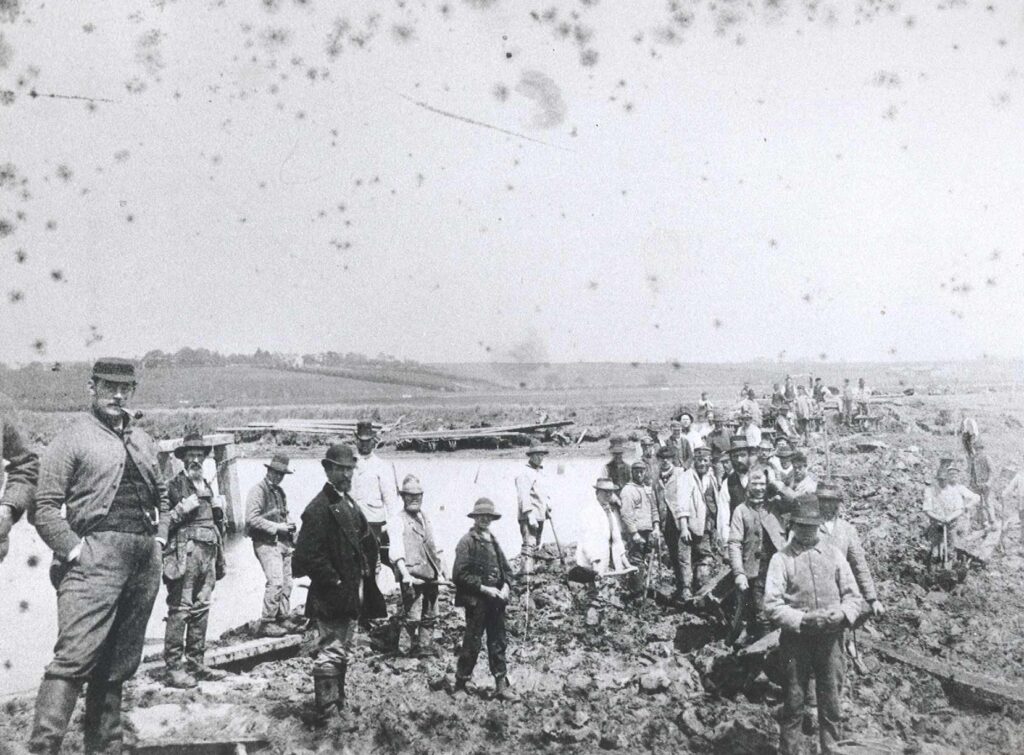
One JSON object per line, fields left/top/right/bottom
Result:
{"left": 728, "top": 438, "right": 749, "bottom": 454}
{"left": 355, "top": 421, "right": 377, "bottom": 441}
{"left": 526, "top": 442, "right": 549, "bottom": 456}
{"left": 265, "top": 454, "right": 293, "bottom": 475}
{"left": 399, "top": 474, "right": 423, "bottom": 496}
{"left": 790, "top": 494, "right": 824, "bottom": 525}
{"left": 173, "top": 432, "right": 212, "bottom": 460}
{"left": 322, "top": 444, "right": 357, "bottom": 468}
{"left": 593, "top": 477, "right": 618, "bottom": 492}
{"left": 678, "top": 411, "right": 693, "bottom": 422}
{"left": 468, "top": 497, "right": 501, "bottom": 519}
{"left": 609, "top": 436, "right": 627, "bottom": 453}
{"left": 92, "top": 357, "right": 137, "bottom": 384}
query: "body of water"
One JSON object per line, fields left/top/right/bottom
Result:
{"left": 1, "top": 453, "right": 612, "bottom": 695}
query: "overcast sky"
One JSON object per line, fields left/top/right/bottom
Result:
{"left": 1, "top": 0, "right": 1022, "bottom": 364}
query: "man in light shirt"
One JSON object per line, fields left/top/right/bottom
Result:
{"left": 515, "top": 442, "right": 552, "bottom": 573}
{"left": 741, "top": 411, "right": 762, "bottom": 453}
{"left": 923, "top": 459, "right": 980, "bottom": 561}
{"left": 350, "top": 420, "right": 402, "bottom": 567}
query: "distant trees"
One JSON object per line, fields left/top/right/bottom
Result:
{"left": 136, "top": 347, "right": 422, "bottom": 371}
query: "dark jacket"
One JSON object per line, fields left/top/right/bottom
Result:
{"left": 604, "top": 458, "right": 631, "bottom": 490}
{"left": 0, "top": 410, "right": 38, "bottom": 521}
{"left": 163, "top": 470, "right": 225, "bottom": 581}
{"left": 452, "top": 528, "right": 513, "bottom": 608}
{"left": 292, "top": 483, "right": 386, "bottom": 621}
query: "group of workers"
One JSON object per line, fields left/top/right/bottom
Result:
{"left": 0, "top": 359, "right": 1015, "bottom": 755}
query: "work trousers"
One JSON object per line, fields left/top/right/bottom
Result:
{"left": 779, "top": 630, "right": 843, "bottom": 755}
{"left": 519, "top": 518, "right": 544, "bottom": 566}
{"left": 164, "top": 541, "right": 217, "bottom": 670}
{"left": 368, "top": 521, "right": 391, "bottom": 566}
{"left": 663, "top": 515, "right": 686, "bottom": 596}
{"left": 691, "top": 532, "right": 719, "bottom": 591}
{"left": 841, "top": 399, "right": 853, "bottom": 424}
{"left": 253, "top": 539, "right": 293, "bottom": 622}
{"left": 400, "top": 581, "right": 439, "bottom": 644}
{"left": 731, "top": 575, "right": 766, "bottom": 642}
{"left": 626, "top": 530, "right": 652, "bottom": 596}
{"left": 46, "top": 531, "right": 161, "bottom": 681}
{"left": 314, "top": 617, "right": 356, "bottom": 672}
{"left": 456, "top": 599, "right": 507, "bottom": 681}
{"left": 679, "top": 533, "right": 700, "bottom": 595}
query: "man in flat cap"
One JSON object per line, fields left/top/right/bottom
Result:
{"left": 618, "top": 461, "right": 659, "bottom": 597}
{"left": 245, "top": 454, "right": 299, "bottom": 638}
{"left": 162, "top": 432, "right": 228, "bottom": 688}
{"left": 27, "top": 359, "right": 165, "bottom": 755}
{"left": 350, "top": 420, "right": 402, "bottom": 569}
{"left": 452, "top": 497, "right": 515, "bottom": 700}
{"left": 764, "top": 494, "right": 863, "bottom": 755}
{"left": 603, "top": 436, "right": 631, "bottom": 492}
{"left": 0, "top": 393, "right": 38, "bottom": 567}
{"left": 515, "top": 442, "right": 552, "bottom": 574}
{"left": 292, "top": 444, "right": 386, "bottom": 725}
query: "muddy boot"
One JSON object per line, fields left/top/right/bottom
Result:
{"left": 451, "top": 677, "right": 469, "bottom": 697}
{"left": 370, "top": 619, "right": 402, "bottom": 655}
{"left": 306, "top": 668, "right": 339, "bottom": 727}
{"left": 493, "top": 675, "right": 519, "bottom": 702}
{"left": 165, "top": 667, "right": 198, "bottom": 689}
{"left": 257, "top": 620, "right": 288, "bottom": 638}
{"left": 83, "top": 681, "right": 122, "bottom": 755}
{"left": 418, "top": 625, "right": 440, "bottom": 657}
{"left": 28, "top": 676, "right": 83, "bottom": 755}
{"left": 186, "top": 660, "right": 227, "bottom": 682}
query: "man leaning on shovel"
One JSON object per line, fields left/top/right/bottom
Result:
{"left": 515, "top": 442, "right": 552, "bottom": 574}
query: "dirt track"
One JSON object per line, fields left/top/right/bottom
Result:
{"left": 3, "top": 392, "right": 1024, "bottom": 753}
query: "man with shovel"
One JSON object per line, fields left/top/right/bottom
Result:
{"left": 923, "top": 458, "right": 979, "bottom": 565}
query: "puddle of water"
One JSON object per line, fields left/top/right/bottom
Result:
{"left": 0, "top": 454, "right": 609, "bottom": 695}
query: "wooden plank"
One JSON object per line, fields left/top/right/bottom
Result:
{"left": 863, "top": 637, "right": 1024, "bottom": 709}
{"left": 158, "top": 433, "right": 236, "bottom": 453}
{"left": 142, "top": 635, "right": 302, "bottom": 674}
{"left": 134, "top": 737, "right": 268, "bottom": 755}
{"left": 737, "top": 628, "right": 781, "bottom": 656}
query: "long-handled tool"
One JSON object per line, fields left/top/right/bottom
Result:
{"left": 941, "top": 522, "right": 950, "bottom": 569}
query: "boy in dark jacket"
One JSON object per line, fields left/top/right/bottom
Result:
{"left": 452, "top": 497, "right": 515, "bottom": 699}
{"left": 292, "top": 444, "right": 386, "bottom": 725}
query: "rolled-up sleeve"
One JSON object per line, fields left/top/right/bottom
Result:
{"left": 2, "top": 417, "right": 39, "bottom": 520}
{"left": 764, "top": 553, "right": 803, "bottom": 633}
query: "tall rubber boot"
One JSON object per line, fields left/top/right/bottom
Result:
{"left": 310, "top": 668, "right": 338, "bottom": 727}
{"left": 28, "top": 676, "right": 83, "bottom": 754}
{"left": 83, "top": 681, "right": 122, "bottom": 755}
{"left": 336, "top": 662, "right": 347, "bottom": 711}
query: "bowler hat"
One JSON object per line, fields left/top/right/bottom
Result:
{"left": 355, "top": 421, "right": 377, "bottom": 440}
{"left": 790, "top": 494, "right": 824, "bottom": 525}
{"left": 468, "top": 497, "right": 501, "bottom": 519}
{"left": 526, "top": 442, "right": 549, "bottom": 456}
{"left": 322, "top": 444, "right": 357, "bottom": 468}
{"left": 656, "top": 446, "right": 675, "bottom": 459}
{"left": 265, "top": 454, "right": 293, "bottom": 475}
{"left": 399, "top": 474, "right": 423, "bottom": 496}
{"left": 173, "top": 431, "right": 212, "bottom": 460}
{"left": 92, "top": 357, "right": 137, "bottom": 384}
{"left": 593, "top": 477, "right": 618, "bottom": 492}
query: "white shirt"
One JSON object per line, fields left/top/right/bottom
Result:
{"left": 350, "top": 452, "right": 401, "bottom": 525}
{"left": 744, "top": 423, "right": 762, "bottom": 449}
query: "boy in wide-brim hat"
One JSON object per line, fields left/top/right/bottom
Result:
{"left": 451, "top": 498, "right": 517, "bottom": 700}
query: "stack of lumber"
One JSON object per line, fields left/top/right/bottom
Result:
{"left": 394, "top": 419, "right": 574, "bottom": 451}
{"left": 214, "top": 419, "right": 383, "bottom": 436}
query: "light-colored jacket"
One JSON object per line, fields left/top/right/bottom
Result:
{"left": 764, "top": 541, "right": 863, "bottom": 634}
{"left": 679, "top": 468, "right": 707, "bottom": 537}
{"left": 576, "top": 501, "right": 630, "bottom": 574}
{"left": 245, "top": 478, "right": 290, "bottom": 543}
{"left": 819, "top": 517, "right": 876, "bottom": 602}
{"left": 393, "top": 508, "right": 442, "bottom": 581}
{"left": 618, "top": 481, "right": 656, "bottom": 535}
{"left": 923, "top": 484, "right": 979, "bottom": 524}
{"left": 350, "top": 452, "right": 401, "bottom": 525}
{"left": 32, "top": 412, "right": 167, "bottom": 560}
{"left": 515, "top": 463, "right": 551, "bottom": 523}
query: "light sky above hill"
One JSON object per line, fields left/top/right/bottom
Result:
{"left": 1, "top": 0, "right": 1022, "bottom": 365}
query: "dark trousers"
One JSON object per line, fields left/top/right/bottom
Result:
{"left": 663, "top": 515, "right": 686, "bottom": 596}
{"left": 780, "top": 631, "right": 843, "bottom": 755}
{"left": 626, "top": 530, "right": 651, "bottom": 595}
{"left": 730, "top": 575, "right": 765, "bottom": 642}
{"left": 456, "top": 599, "right": 507, "bottom": 681}
{"left": 164, "top": 541, "right": 217, "bottom": 670}
{"left": 368, "top": 521, "right": 391, "bottom": 566}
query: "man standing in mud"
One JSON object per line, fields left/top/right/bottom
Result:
{"left": 245, "top": 454, "right": 299, "bottom": 638}
{"left": 653, "top": 445, "right": 690, "bottom": 600}
{"left": 764, "top": 494, "right": 863, "bottom": 755}
{"left": 292, "top": 444, "right": 386, "bottom": 725}
{"left": 515, "top": 442, "right": 552, "bottom": 573}
{"left": 969, "top": 440, "right": 996, "bottom": 528}
{"left": 350, "top": 420, "right": 401, "bottom": 567}
{"left": 27, "top": 359, "right": 165, "bottom": 755}
{"left": 162, "top": 432, "right": 228, "bottom": 688}
{"left": 452, "top": 497, "right": 516, "bottom": 700}
{"left": 618, "top": 460, "right": 659, "bottom": 598}
{"left": 0, "top": 398, "right": 39, "bottom": 566}
{"left": 603, "top": 436, "right": 631, "bottom": 491}
{"left": 687, "top": 445, "right": 728, "bottom": 585}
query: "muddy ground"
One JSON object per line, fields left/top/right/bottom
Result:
{"left": 3, "top": 392, "right": 1024, "bottom": 753}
